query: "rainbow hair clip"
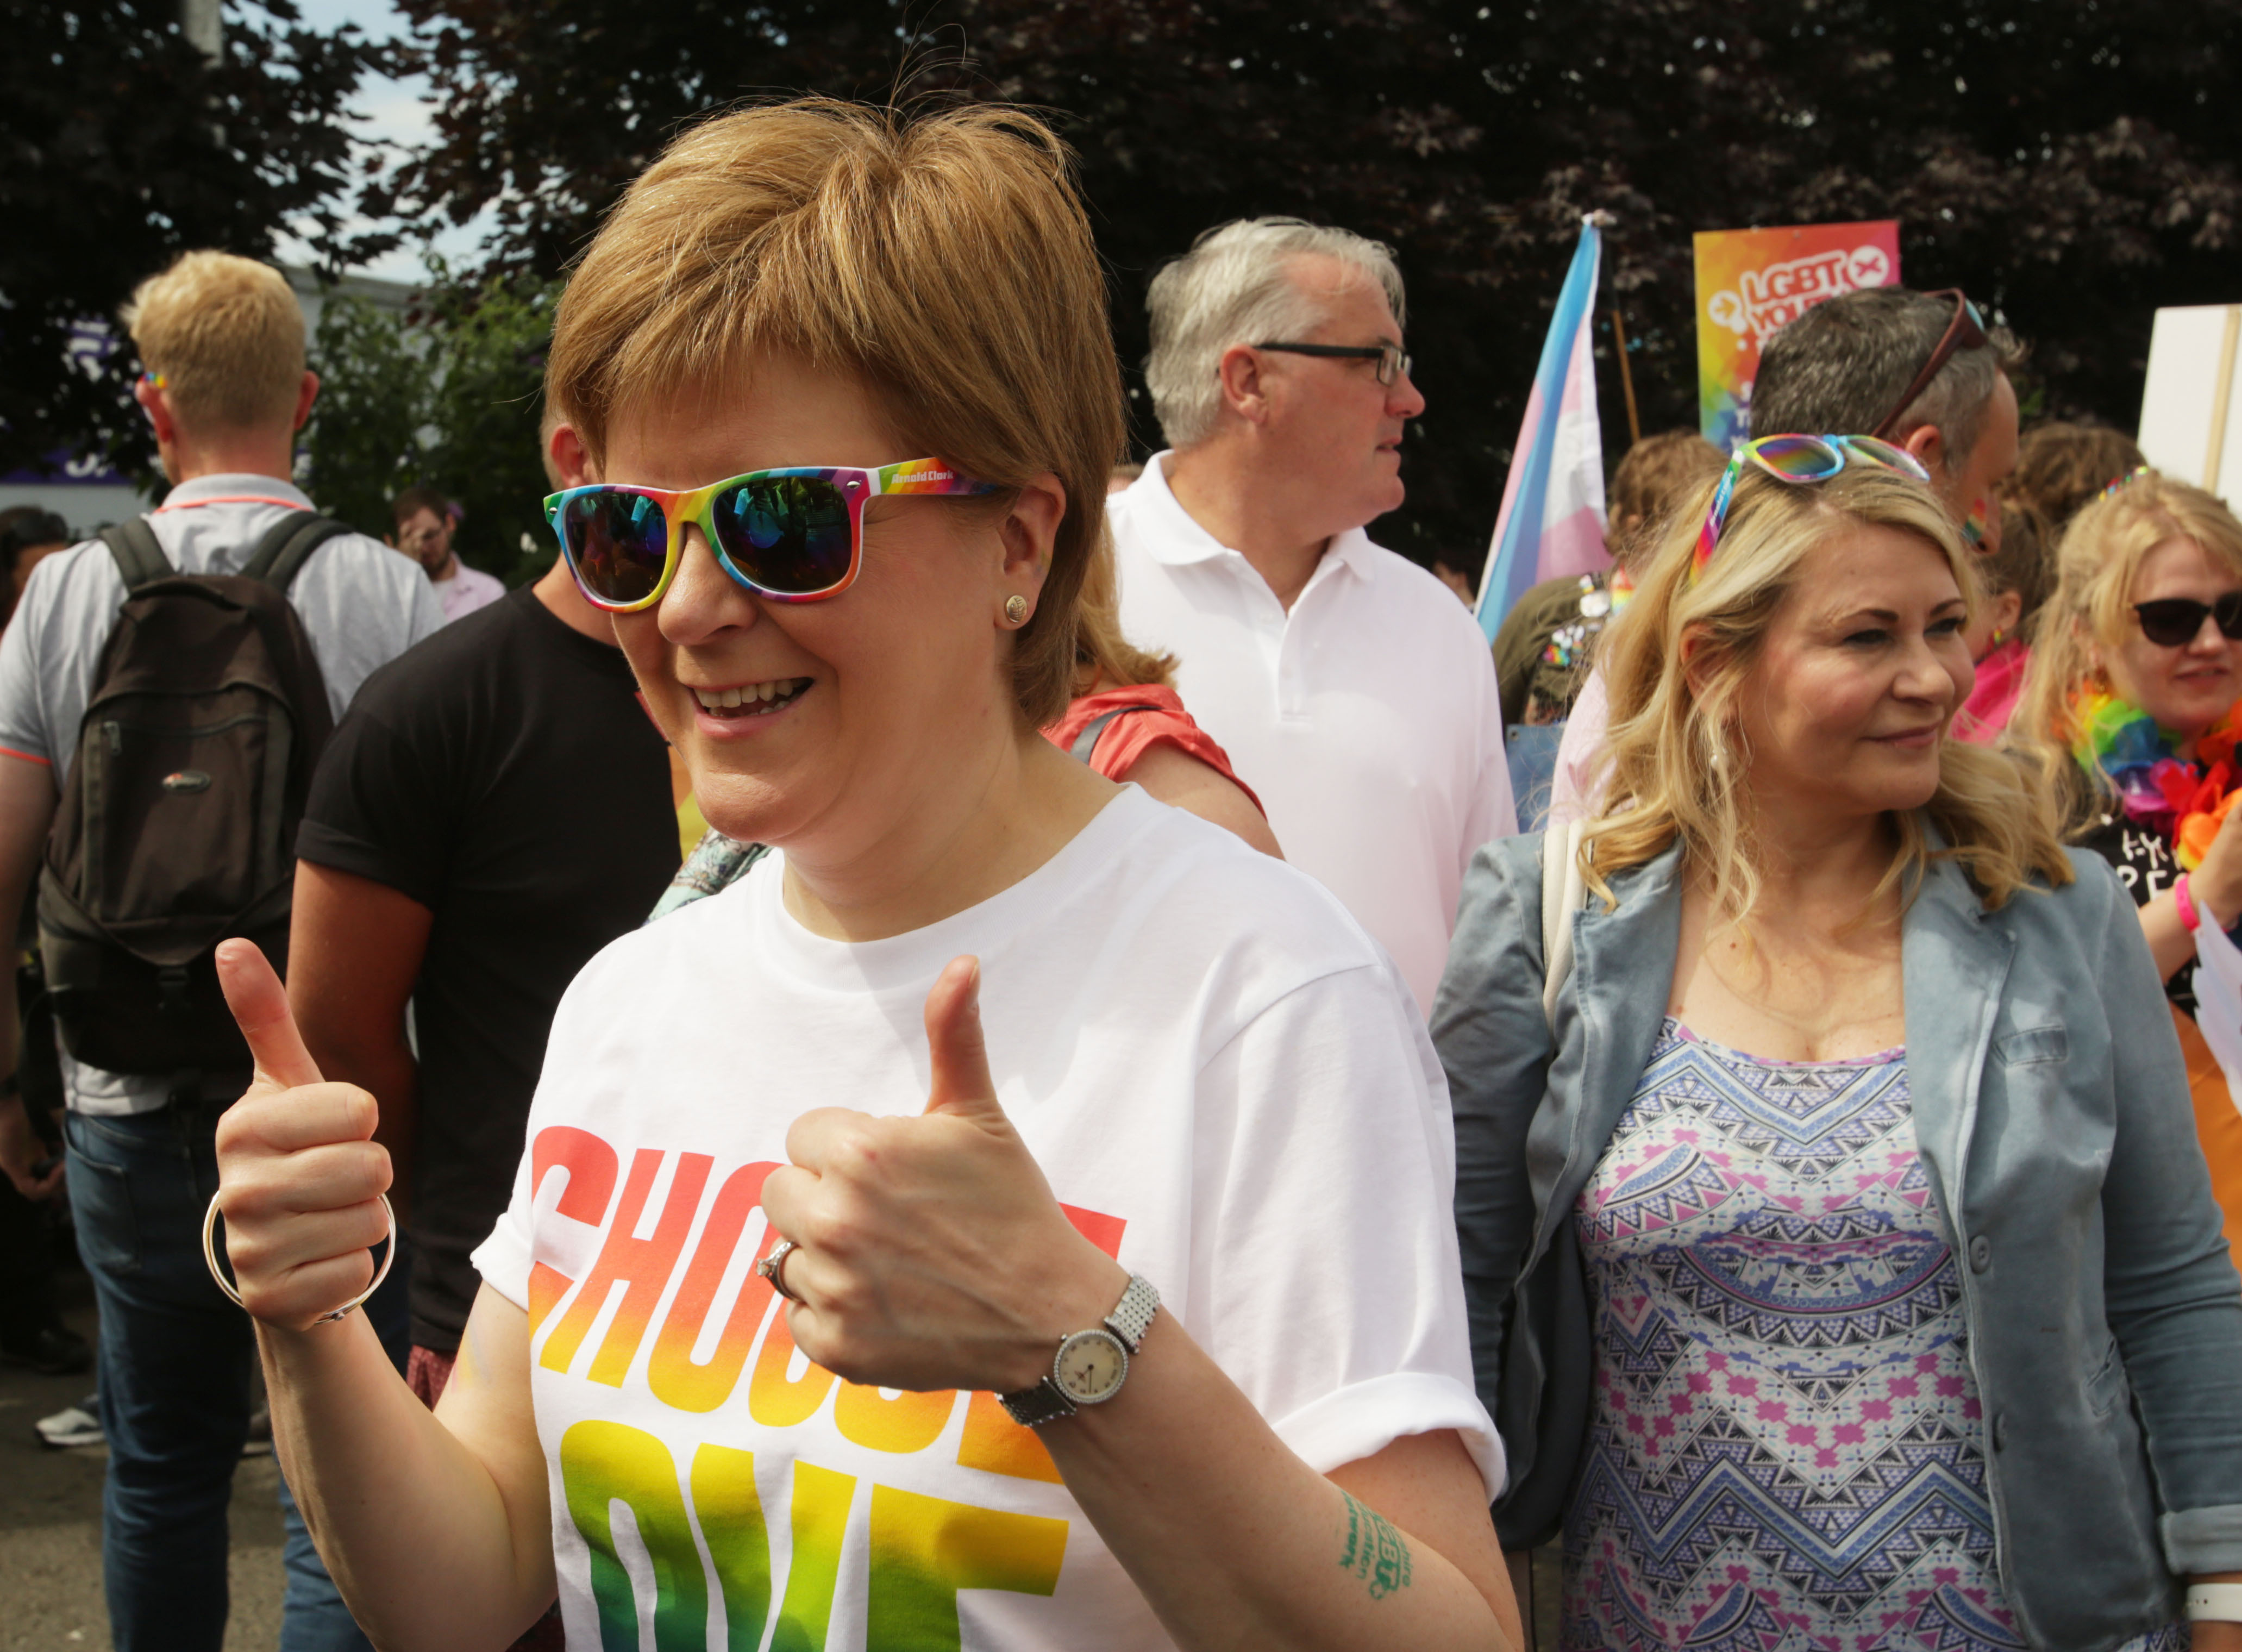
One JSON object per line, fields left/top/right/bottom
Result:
{"left": 1691, "top": 434, "right": 1931, "bottom": 583}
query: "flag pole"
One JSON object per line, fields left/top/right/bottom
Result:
{"left": 1611, "top": 309, "right": 1642, "bottom": 447}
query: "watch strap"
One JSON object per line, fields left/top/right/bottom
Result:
{"left": 1105, "top": 1273, "right": 1160, "bottom": 1351}
{"left": 2187, "top": 1585, "right": 2242, "bottom": 1622}
{"left": 997, "top": 1378, "right": 1077, "bottom": 1429}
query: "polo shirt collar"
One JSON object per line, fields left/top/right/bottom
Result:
{"left": 159, "top": 473, "right": 315, "bottom": 511}
{"left": 1130, "top": 451, "right": 1373, "bottom": 584}
{"left": 1319, "top": 527, "right": 1377, "bottom": 582}
{"left": 1129, "top": 452, "right": 1230, "bottom": 566}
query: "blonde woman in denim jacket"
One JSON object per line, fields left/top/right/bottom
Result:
{"left": 1435, "top": 453, "right": 2242, "bottom": 1652}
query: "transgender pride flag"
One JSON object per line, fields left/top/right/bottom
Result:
{"left": 1475, "top": 216, "right": 1611, "bottom": 639}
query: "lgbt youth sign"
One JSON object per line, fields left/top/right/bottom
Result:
{"left": 1695, "top": 220, "right": 1901, "bottom": 449}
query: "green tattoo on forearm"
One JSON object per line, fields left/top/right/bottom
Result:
{"left": 1338, "top": 1490, "right": 1413, "bottom": 1600}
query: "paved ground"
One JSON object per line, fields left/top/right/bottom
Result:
{"left": 0, "top": 1274, "right": 286, "bottom": 1652}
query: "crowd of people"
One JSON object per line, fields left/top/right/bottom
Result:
{"left": 0, "top": 91, "right": 2238, "bottom": 1652}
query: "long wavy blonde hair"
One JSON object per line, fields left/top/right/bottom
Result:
{"left": 1582, "top": 465, "right": 2074, "bottom": 917}
{"left": 2008, "top": 471, "right": 2242, "bottom": 833}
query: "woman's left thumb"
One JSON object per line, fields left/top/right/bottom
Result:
{"left": 924, "top": 956, "right": 1004, "bottom": 1125}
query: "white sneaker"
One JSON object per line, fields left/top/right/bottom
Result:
{"left": 35, "top": 1398, "right": 102, "bottom": 1449}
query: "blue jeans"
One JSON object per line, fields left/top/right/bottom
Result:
{"left": 65, "top": 1105, "right": 409, "bottom": 1652}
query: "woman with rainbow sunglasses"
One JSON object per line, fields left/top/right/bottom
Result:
{"left": 2011, "top": 470, "right": 2242, "bottom": 1270}
{"left": 187, "top": 98, "right": 1521, "bottom": 1652}
{"left": 1438, "top": 442, "right": 2242, "bottom": 1652}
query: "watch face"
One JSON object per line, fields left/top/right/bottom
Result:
{"left": 1053, "top": 1329, "right": 1128, "bottom": 1404}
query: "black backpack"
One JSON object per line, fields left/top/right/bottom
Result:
{"left": 37, "top": 511, "right": 346, "bottom": 1087}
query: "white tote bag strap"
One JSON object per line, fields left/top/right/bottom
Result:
{"left": 1540, "top": 818, "right": 1589, "bottom": 1033}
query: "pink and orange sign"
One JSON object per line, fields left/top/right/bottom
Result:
{"left": 1695, "top": 220, "right": 1901, "bottom": 449}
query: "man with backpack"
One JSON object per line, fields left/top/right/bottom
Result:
{"left": 0, "top": 251, "right": 441, "bottom": 1652}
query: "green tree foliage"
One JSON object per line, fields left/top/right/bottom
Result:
{"left": 303, "top": 295, "right": 435, "bottom": 537}
{"left": 367, "top": 0, "right": 2241, "bottom": 569}
{"left": 0, "top": 2, "right": 373, "bottom": 476}
{"left": 304, "top": 274, "right": 558, "bottom": 585}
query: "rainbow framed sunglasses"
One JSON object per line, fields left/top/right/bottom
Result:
{"left": 1692, "top": 434, "right": 1931, "bottom": 581}
{"left": 546, "top": 458, "right": 1000, "bottom": 612}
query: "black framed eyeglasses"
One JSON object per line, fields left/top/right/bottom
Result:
{"left": 2134, "top": 595, "right": 2242, "bottom": 648}
{"left": 1252, "top": 341, "right": 1412, "bottom": 386}
{"left": 1870, "top": 290, "right": 1992, "bottom": 440}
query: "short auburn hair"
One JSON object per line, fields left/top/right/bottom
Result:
{"left": 122, "top": 252, "right": 305, "bottom": 433}
{"left": 2010, "top": 420, "right": 2146, "bottom": 534}
{"left": 546, "top": 99, "right": 1126, "bottom": 727}
{"left": 1606, "top": 429, "right": 1726, "bottom": 572}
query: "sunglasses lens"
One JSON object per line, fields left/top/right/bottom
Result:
{"left": 560, "top": 491, "right": 670, "bottom": 606}
{"left": 710, "top": 474, "right": 856, "bottom": 595}
{"left": 2138, "top": 600, "right": 2209, "bottom": 647}
{"left": 1836, "top": 436, "right": 1930, "bottom": 480}
{"left": 2219, "top": 594, "right": 2242, "bottom": 640}
{"left": 1751, "top": 435, "right": 1844, "bottom": 481}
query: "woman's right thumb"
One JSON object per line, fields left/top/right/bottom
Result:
{"left": 217, "top": 939, "right": 324, "bottom": 1091}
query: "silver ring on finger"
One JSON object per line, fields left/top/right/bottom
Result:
{"left": 202, "top": 1190, "right": 398, "bottom": 1325}
{"left": 757, "top": 1238, "right": 804, "bottom": 1303}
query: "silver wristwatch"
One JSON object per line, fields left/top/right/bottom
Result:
{"left": 998, "top": 1273, "right": 1160, "bottom": 1428}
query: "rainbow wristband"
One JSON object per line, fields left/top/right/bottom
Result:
{"left": 2178, "top": 872, "right": 2203, "bottom": 934}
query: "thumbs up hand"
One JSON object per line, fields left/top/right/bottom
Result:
{"left": 760, "top": 956, "right": 1125, "bottom": 1395}
{"left": 212, "top": 939, "right": 394, "bottom": 1331}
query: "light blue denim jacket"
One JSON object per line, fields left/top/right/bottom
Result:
{"left": 1432, "top": 827, "right": 2242, "bottom": 1652}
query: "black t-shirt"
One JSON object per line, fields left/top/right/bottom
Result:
{"left": 297, "top": 586, "right": 679, "bottom": 1352}
{"left": 2077, "top": 812, "right": 2196, "bottom": 1015}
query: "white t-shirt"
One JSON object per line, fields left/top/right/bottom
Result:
{"left": 0, "top": 473, "right": 445, "bottom": 1115}
{"left": 1109, "top": 456, "right": 1517, "bottom": 1015}
{"left": 473, "top": 786, "right": 1497, "bottom": 1652}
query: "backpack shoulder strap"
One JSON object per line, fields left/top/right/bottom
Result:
{"left": 1069, "top": 703, "right": 1163, "bottom": 765}
{"left": 1540, "top": 818, "right": 1589, "bottom": 1034}
{"left": 241, "top": 511, "right": 352, "bottom": 596}
{"left": 98, "top": 518, "right": 172, "bottom": 591}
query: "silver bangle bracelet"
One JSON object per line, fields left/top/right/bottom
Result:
{"left": 201, "top": 1189, "right": 397, "bottom": 1326}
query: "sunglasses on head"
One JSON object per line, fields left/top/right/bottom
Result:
{"left": 1870, "top": 290, "right": 1990, "bottom": 441}
{"left": 1692, "top": 433, "right": 1932, "bottom": 581}
{"left": 2135, "top": 595, "right": 2242, "bottom": 648}
{"left": 546, "top": 458, "right": 1000, "bottom": 612}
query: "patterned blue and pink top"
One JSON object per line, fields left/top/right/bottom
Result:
{"left": 1561, "top": 1019, "right": 2185, "bottom": 1652}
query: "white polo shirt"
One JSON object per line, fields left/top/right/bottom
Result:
{"left": 1109, "top": 454, "right": 1515, "bottom": 1013}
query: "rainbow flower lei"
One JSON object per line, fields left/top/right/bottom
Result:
{"left": 2072, "top": 686, "right": 2242, "bottom": 869}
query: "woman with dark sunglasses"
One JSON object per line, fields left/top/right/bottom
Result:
{"left": 2012, "top": 470, "right": 2242, "bottom": 1271}
{"left": 1439, "top": 456, "right": 2242, "bottom": 1652}
{"left": 190, "top": 99, "right": 1520, "bottom": 1652}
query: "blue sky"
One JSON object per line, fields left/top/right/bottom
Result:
{"left": 275, "top": 0, "right": 496, "bottom": 283}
